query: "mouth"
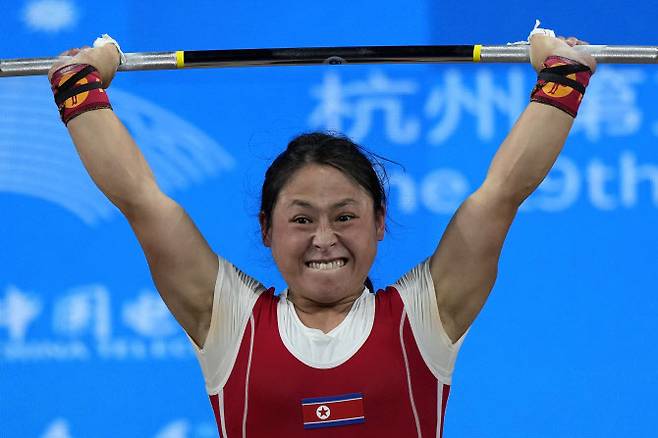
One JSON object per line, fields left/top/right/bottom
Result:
{"left": 305, "top": 257, "right": 348, "bottom": 271}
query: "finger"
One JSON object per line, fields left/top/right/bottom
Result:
{"left": 54, "top": 55, "right": 74, "bottom": 63}
{"left": 48, "top": 56, "right": 73, "bottom": 78}
{"left": 59, "top": 48, "right": 83, "bottom": 57}
{"left": 556, "top": 36, "right": 574, "bottom": 46}
{"left": 565, "top": 37, "right": 578, "bottom": 47}
{"left": 568, "top": 37, "right": 589, "bottom": 46}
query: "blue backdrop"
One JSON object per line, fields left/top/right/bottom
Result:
{"left": 1, "top": 1, "right": 657, "bottom": 437}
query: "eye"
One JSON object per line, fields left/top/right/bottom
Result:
{"left": 337, "top": 214, "right": 355, "bottom": 222}
{"left": 292, "top": 216, "right": 311, "bottom": 224}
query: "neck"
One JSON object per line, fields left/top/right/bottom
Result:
{"left": 287, "top": 288, "right": 363, "bottom": 333}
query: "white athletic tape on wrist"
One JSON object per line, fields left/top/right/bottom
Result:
{"left": 507, "top": 19, "right": 556, "bottom": 45}
{"left": 93, "top": 34, "right": 127, "bottom": 64}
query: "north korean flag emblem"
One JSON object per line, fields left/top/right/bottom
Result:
{"left": 301, "top": 393, "right": 365, "bottom": 429}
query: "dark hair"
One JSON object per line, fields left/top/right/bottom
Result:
{"left": 260, "top": 132, "right": 388, "bottom": 292}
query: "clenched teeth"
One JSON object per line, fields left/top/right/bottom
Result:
{"left": 306, "top": 259, "right": 346, "bottom": 270}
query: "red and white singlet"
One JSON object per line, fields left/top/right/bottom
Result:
{"left": 189, "top": 257, "right": 466, "bottom": 437}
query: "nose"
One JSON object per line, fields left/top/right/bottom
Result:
{"left": 312, "top": 223, "right": 337, "bottom": 249}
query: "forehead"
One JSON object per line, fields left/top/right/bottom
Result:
{"left": 278, "top": 164, "right": 372, "bottom": 209}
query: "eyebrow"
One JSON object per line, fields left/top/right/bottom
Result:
{"left": 288, "top": 198, "right": 358, "bottom": 209}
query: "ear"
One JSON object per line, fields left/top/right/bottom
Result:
{"left": 259, "top": 212, "right": 272, "bottom": 247}
{"left": 375, "top": 206, "right": 386, "bottom": 241}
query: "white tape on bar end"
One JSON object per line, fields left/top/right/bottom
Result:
{"left": 93, "top": 34, "right": 127, "bottom": 65}
{"left": 508, "top": 19, "right": 556, "bottom": 45}
{"left": 528, "top": 19, "right": 556, "bottom": 39}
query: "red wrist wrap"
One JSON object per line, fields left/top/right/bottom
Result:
{"left": 50, "top": 64, "right": 111, "bottom": 125}
{"left": 530, "top": 56, "right": 592, "bottom": 118}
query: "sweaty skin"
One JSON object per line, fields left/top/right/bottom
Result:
{"left": 261, "top": 164, "right": 385, "bottom": 333}
{"left": 49, "top": 34, "right": 596, "bottom": 346}
{"left": 429, "top": 35, "right": 596, "bottom": 342}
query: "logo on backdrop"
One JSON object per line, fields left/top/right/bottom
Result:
{"left": 22, "top": 0, "right": 79, "bottom": 33}
{"left": 0, "top": 78, "right": 235, "bottom": 226}
{"left": 309, "top": 67, "right": 646, "bottom": 145}
{"left": 39, "top": 418, "right": 217, "bottom": 438}
{"left": 0, "top": 284, "right": 192, "bottom": 362}
{"left": 309, "top": 68, "right": 658, "bottom": 213}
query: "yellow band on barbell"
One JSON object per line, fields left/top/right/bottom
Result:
{"left": 175, "top": 51, "right": 185, "bottom": 68}
{"left": 473, "top": 45, "right": 482, "bottom": 62}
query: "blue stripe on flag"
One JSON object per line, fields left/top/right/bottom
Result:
{"left": 304, "top": 417, "right": 366, "bottom": 429}
{"left": 302, "top": 392, "right": 362, "bottom": 404}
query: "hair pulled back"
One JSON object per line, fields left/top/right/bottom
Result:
{"left": 260, "top": 132, "right": 388, "bottom": 292}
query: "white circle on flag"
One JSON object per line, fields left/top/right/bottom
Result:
{"left": 316, "top": 405, "right": 331, "bottom": 420}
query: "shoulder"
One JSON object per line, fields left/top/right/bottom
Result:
{"left": 393, "top": 259, "right": 433, "bottom": 294}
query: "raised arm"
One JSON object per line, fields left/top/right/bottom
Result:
{"left": 49, "top": 44, "right": 218, "bottom": 346}
{"left": 430, "top": 34, "right": 597, "bottom": 343}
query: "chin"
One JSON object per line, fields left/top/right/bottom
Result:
{"left": 296, "top": 278, "right": 363, "bottom": 303}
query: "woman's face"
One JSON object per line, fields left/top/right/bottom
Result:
{"left": 262, "top": 164, "right": 385, "bottom": 303}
